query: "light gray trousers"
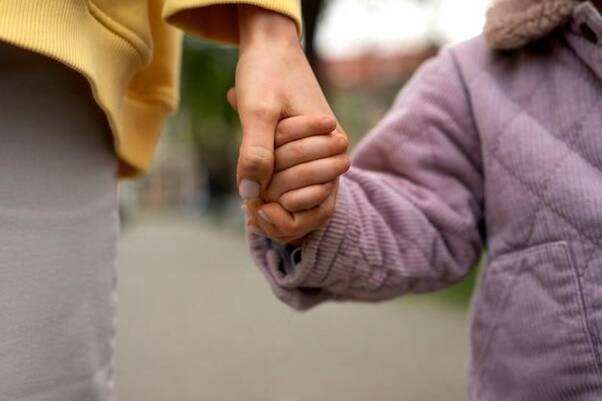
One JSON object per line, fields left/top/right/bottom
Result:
{"left": 0, "top": 42, "right": 118, "bottom": 400}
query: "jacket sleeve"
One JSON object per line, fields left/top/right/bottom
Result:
{"left": 249, "top": 49, "right": 485, "bottom": 310}
{"left": 161, "top": 0, "right": 301, "bottom": 44}
{"left": 119, "top": 0, "right": 183, "bottom": 177}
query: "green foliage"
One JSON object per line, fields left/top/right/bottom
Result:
{"left": 431, "top": 266, "right": 479, "bottom": 307}
{"left": 175, "top": 38, "right": 241, "bottom": 202}
{"left": 178, "top": 38, "right": 239, "bottom": 152}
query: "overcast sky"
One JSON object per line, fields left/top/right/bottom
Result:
{"left": 316, "top": 0, "right": 491, "bottom": 59}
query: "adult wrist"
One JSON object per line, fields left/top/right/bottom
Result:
{"left": 237, "top": 5, "right": 300, "bottom": 52}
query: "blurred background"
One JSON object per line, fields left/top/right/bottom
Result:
{"left": 115, "top": 1, "right": 489, "bottom": 400}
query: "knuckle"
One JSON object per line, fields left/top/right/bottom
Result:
{"left": 239, "top": 146, "right": 274, "bottom": 174}
{"left": 312, "top": 116, "right": 328, "bottom": 131}
{"left": 275, "top": 128, "right": 289, "bottom": 146}
{"left": 246, "top": 100, "right": 280, "bottom": 120}
{"left": 282, "top": 193, "right": 304, "bottom": 211}
{"left": 279, "top": 195, "right": 296, "bottom": 211}
{"left": 318, "top": 115, "right": 336, "bottom": 132}
{"left": 340, "top": 155, "right": 351, "bottom": 173}
{"left": 289, "top": 142, "right": 305, "bottom": 159}
{"left": 335, "top": 134, "right": 349, "bottom": 152}
{"left": 301, "top": 168, "right": 316, "bottom": 183}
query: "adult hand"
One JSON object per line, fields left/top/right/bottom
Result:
{"left": 233, "top": 5, "right": 339, "bottom": 200}
{"left": 243, "top": 115, "right": 350, "bottom": 244}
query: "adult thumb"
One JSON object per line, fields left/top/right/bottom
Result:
{"left": 236, "top": 101, "right": 279, "bottom": 200}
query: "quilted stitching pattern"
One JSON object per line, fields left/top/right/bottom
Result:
{"left": 456, "top": 14, "right": 602, "bottom": 398}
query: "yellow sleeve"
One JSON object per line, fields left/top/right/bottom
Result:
{"left": 130, "top": 0, "right": 183, "bottom": 111}
{"left": 162, "top": 0, "right": 301, "bottom": 44}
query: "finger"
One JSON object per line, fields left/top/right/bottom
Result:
{"left": 245, "top": 200, "right": 291, "bottom": 241}
{"left": 263, "top": 154, "right": 350, "bottom": 202}
{"left": 275, "top": 115, "right": 337, "bottom": 147}
{"left": 227, "top": 87, "right": 238, "bottom": 111}
{"left": 279, "top": 181, "right": 335, "bottom": 212}
{"left": 253, "top": 209, "right": 300, "bottom": 244}
{"left": 275, "top": 132, "right": 348, "bottom": 171}
{"left": 237, "top": 99, "right": 280, "bottom": 200}
{"left": 250, "top": 206, "right": 297, "bottom": 243}
{"left": 259, "top": 188, "right": 338, "bottom": 239}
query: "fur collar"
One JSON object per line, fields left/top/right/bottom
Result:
{"left": 484, "top": 0, "right": 582, "bottom": 49}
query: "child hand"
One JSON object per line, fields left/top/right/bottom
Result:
{"left": 244, "top": 115, "right": 350, "bottom": 244}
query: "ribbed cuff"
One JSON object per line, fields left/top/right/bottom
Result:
{"left": 248, "top": 232, "right": 329, "bottom": 310}
{"left": 163, "top": 0, "right": 302, "bottom": 44}
{"left": 281, "top": 182, "right": 353, "bottom": 288}
{"left": 248, "top": 179, "right": 357, "bottom": 310}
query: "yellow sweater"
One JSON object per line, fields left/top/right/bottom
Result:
{"left": 0, "top": 0, "right": 301, "bottom": 177}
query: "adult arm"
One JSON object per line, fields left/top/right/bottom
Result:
{"left": 163, "top": 1, "right": 338, "bottom": 198}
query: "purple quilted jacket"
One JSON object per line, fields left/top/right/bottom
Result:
{"left": 250, "top": 3, "right": 602, "bottom": 399}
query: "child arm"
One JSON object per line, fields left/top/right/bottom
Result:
{"left": 250, "top": 49, "right": 484, "bottom": 310}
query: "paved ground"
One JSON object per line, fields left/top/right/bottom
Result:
{"left": 114, "top": 214, "right": 469, "bottom": 401}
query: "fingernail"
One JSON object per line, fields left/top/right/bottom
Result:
{"left": 239, "top": 179, "right": 260, "bottom": 200}
{"left": 257, "top": 210, "right": 273, "bottom": 224}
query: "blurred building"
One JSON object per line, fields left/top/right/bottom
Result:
{"left": 319, "top": 44, "right": 439, "bottom": 89}
{"left": 315, "top": 0, "right": 489, "bottom": 90}
{"left": 120, "top": 134, "right": 201, "bottom": 219}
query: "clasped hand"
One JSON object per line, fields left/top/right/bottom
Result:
{"left": 242, "top": 115, "right": 349, "bottom": 244}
